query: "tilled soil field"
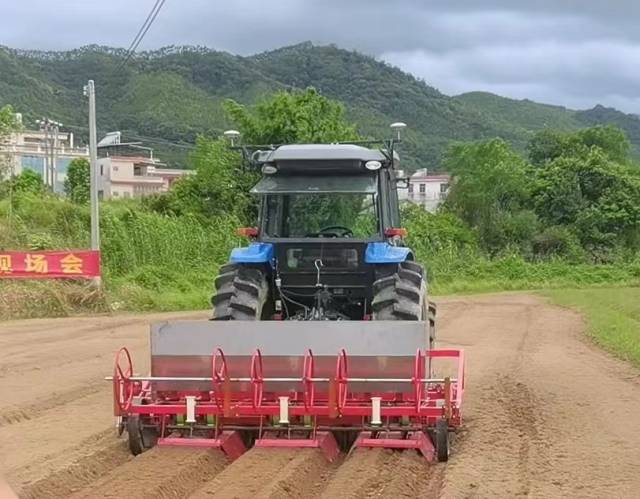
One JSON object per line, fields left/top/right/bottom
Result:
{"left": 2, "top": 294, "right": 640, "bottom": 498}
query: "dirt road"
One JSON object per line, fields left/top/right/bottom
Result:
{"left": 1, "top": 294, "right": 639, "bottom": 498}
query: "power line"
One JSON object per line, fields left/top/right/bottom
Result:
{"left": 117, "top": 0, "right": 167, "bottom": 72}
{"left": 63, "top": 124, "right": 195, "bottom": 150}
{"left": 122, "top": 0, "right": 162, "bottom": 58}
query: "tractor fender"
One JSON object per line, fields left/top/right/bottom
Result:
{"left": 364, "top": 242, "right": 412, "bottom": 263}
{"left": 230, "top": 243, "right": 274, "bottom": 266}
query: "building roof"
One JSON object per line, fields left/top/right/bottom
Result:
{"left": 410, "top": 173, "right": 450, "bottom": 182}
{"left": 154, "top": 168, "right": 192, "bottom": 176}
{"left": 105, "top": 155, "right": 160, "bottom": 164}
{"left": 111, "top": 177, "right": 164, "bottom": 185}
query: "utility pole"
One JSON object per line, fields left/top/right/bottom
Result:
{"left": 37, "top": 117, "right": 60, "bottom": 190}
{"left": 38, "top": 119, "right": 51, "bottom": 187}
{"left": 84, "top": 80, "right": 101, "bottom": 283}
{"left": 51, "top": 121, "right": 62, "bottom": 192}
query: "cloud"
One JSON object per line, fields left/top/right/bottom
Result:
{"left": 381, "top": 39, "right": 640, "bottom": 112}
{"left": 2, "top": 1, "right": 640, "bottom": 113}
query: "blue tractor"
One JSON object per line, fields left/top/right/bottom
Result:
{"left": 212, "top": 125, "right": 435, "bottom": 341}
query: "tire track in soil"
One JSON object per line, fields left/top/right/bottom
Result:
{"left": 0, "top": 380, "right": 105, "bottom": 427}
{"left": 70, "top": 447, "right": 228, "bottom": 499}
{"left": 20, "top": 435, "right": 131, "bottom": 499}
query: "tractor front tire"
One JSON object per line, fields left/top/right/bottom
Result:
{"left": 371, "top": 261, "right": 427, "bottom": 321}
{"left": 211, "top": 264, "right": 269, "bottom": 320}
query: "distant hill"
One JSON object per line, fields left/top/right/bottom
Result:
{"left": 1, "top": 42, "right": 640, "bottom": 169}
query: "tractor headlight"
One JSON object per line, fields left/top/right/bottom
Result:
{"left": 365, "top": 160, "right": 382, "bottom": 171}
{"left": 262, "top": 165, "right": 278, "bottom": 175}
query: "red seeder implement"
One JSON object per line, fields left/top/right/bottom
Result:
{"left": 112, "top": 346, "right": 464, "bottom": 462}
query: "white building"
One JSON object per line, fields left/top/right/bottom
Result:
{"left": 0, "top": 124, "right": 89, "bottom": 192}
{"left": 405, "top": 169, "right": 450, "bottom": 212}
{"left": 97, "top": 155, "right": 190, "bottom": 199}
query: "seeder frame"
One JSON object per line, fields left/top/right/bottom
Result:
{"left": 111, "top": 346, "right": 465, "bottom": 462}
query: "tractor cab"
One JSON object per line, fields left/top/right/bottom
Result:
{"left": 229, "top": 139, "right": 413, "bottom": 320}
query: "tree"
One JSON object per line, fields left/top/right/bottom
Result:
{"left": 527, "top": 125, "right": 630, "bottom": 166}
{"left": 531, "top": 148, "right": 640, "bottom": 257}
{"left": 0, "top": 104, "right": 21, "bottom": 181}
{"left": 169, "top": 137, "right": 252, "bottom": 221}
{"left": 166, "top": 89, "right": 360, "bottom": 222}
{"left": 0, "top": 105, "right": 20, "bottom": 137}
{"left": 64, "top": 158, "right": 90, "bottom": 204}
{"left": 223, "top": 87, "right": 359, "bottom": 144}
{"left": 10, "top": 170, "right": 45, "bottom": 196}
{"left": 443, "top": 139, "right": 534, "bottom": 253}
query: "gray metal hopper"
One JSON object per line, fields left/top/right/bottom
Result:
{"left": 150, "top": 320, "right": 429, "bottom": 394}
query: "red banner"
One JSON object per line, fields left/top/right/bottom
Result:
{"left": 0, "top": 250, "right": 101, "bottom": 279}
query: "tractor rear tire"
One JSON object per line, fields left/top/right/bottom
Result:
{"left": 371, "top": 261, "right": 427, "bottom": 321}
{"left": 211, "top": 264, "right": 269, "bottom": 320}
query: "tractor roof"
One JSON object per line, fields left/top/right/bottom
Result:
{"left": 261, "top": 144, "right": 388, "bottom": 163}
{"left": 251, "top": 174, "right": 376, "bottom": 194}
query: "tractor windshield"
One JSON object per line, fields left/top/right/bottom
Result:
{"left": 264, "top": 193, "right": 379, "bottom": 238}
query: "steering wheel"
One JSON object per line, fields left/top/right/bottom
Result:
{"left": 309, "top": 225, "right": 354, "bottom": 238}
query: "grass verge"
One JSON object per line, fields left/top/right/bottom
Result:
{"left": 0, "top": 280, "right": 109, "bottom": 320}
{"left": 544, "top": 287, "right": 640, "bottom": 368}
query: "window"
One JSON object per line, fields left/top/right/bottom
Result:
{"left": 440, "top": 183, "right": 449, "bottom": 193}
{"left": 265, "top": 193, "right": 379, "bottom": 238}
{"left": 113, "top": 166, "right": 119, "bottom": 172}
{"left": 408, "top": 183, "right": 414, "bottom": 193}
{"left": 112, "top": 191, "right": 119, "bottom": 197}
{"left": 100, "top": 165, "right": 103, "bottom": 175}
{"left": 419, "top": 183, "right": 426, "bottom": 193}
{"left": 123, "top": 192, "right": 131, "bottom": 198}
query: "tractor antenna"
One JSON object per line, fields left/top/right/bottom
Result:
{"left": 388, "top": 122, "right": 407, "bottom": 169}
{"left": 223, "top": 130, "right": 241, "bottom": 147}
{"left": 390, "top": 122, "right": 407, "bottom": 142}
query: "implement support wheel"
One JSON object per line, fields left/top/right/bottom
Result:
{"left": 126, "top": 415, "right": 157, "bottom": 456}
{"left": 435, "top": 418, "right": 450, "bottom": 462}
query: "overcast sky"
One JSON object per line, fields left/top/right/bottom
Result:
{"left": 2, "top": 1, "right": 640, "bottom": 113}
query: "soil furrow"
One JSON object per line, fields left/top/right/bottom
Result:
{"left": 371, "top": 450, "right": 438, "bottom": 498}
{"left": 20, "top": 436, "right": 131, "bottom": 499}
{"left": 318, "top": 449, "right": 401, "bottom": 499}
{"left": 71, "top": 447, "right": 228, "bottom": 499}
{"left": 190, "top": 448, "right": 307, "bottom": 499}
{"left": 252, "top": 449, "right": 340, "bottom": 499}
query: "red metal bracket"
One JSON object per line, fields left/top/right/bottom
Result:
{"left": 157, "top": 430, "right": 247, "bottom": 460}
{"left": 302, "top": 349, "right": 315, "bottom": 409}
{"left": 255, "top": 431, "right": 340, "bottom": 462}
{"left": 355, "top": 431, "right": 435, "bottom": 462}
{"left": 413, "top": 348, "right": 426, "bottom": 412}
{"left": 336, "top": 349, "right": 349, "bottom": 412}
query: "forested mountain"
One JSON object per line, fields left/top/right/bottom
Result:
{"left": 1, "top": 42, "right": 639, "bottom": 169}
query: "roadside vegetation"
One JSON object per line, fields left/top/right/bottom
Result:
{"left": 545, "top": 288, "right": 640, "bottom": 367}
{"left": 2, "top": 91, "right": 640, "bottom": 320}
